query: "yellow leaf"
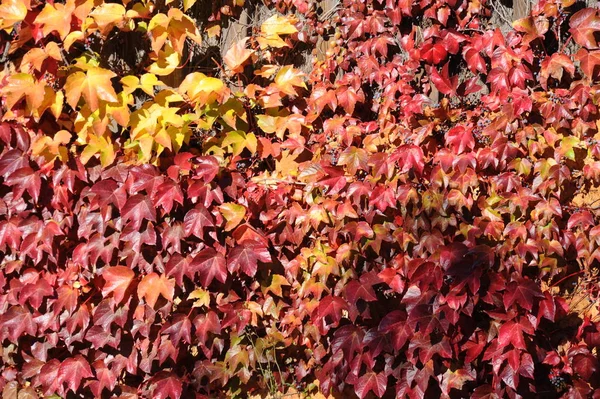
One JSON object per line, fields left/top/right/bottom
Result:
{"left": 179, "top": 72, "right": 226, "bottom": 106}
{"left": 188, "top": 288, "right": 210, "bottom": 308}
{"left": 257, "top": 14, "right": 297, "bottom": 49}
{"left": 219, "top": 203, "right": 246, "bottom": 231}
{"left": 276, "top": 150, "right": 299, "bottom": 177}
{"left": 183, "top": 0, "right": 197, "bottom": 11}
{"left": 34, "top": 0, "right": 75, "bottom": 40}
{"left": 90, "top": 3, "right": 126, "bottom": 36}
{"left": 64, "top": 31, "right": 85, "bottom": 51}
{"left": 148, "top": 44, "right": 180, "bottom": 76}
{"left": 32, "top": 130, "right": 71, "bottom": 164}
{"left": 274, "top": 65, "right": 306, "bottom": 96}
{"left": 1, "top": 73, "right": 40, "bottom": 110}
{"left": 81, "top": 134, "right": 116, "bottom": 167}
{"left": 65, "top": 67, "right": 118, "bottom": 111}
{"left": 222, "top": 130, "right": 257, "bottom": 157}
{"left": 0, "top": 0, "right": 27, "bottom": 32}
{"left": 148, "top": 9, "right": 201, "bottom": 54}
{"left": 261, "top": 14, "right": 297, "bottom": 36}
{"left": 140, "top": 73, "right": 164, "bottom": 96}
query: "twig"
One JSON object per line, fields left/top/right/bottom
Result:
{"left": 489, "top": 0, "right": 514, "bottom": 28}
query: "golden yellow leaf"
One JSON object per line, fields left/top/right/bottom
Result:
{"left": 188, "top": 288, "right": 210, "bottom": 308}
{"left": 179, "top": 72, "right": 226, "bottom": 106}
{"left": 64, "top": 31, "right": 85, "bottom": 51}
{"left": 276, "top": 150, "right": 299, "bottom": 177}
{"left": 148, "top": 44, "right": 180, "bottom": 76}
{"left": 81, "top": 133, "right": 116, "bottom": 167}
{"left": 90, "top": 3, "right": 126, "bottom": 36}
{"left": 219, "top": 203, "right": 246, "bottom": 231}
{"left": 1, "top": 73, "right": 40, "bottom": 110}
{"left": 0, "top": 0, "right": 27, "bottom": 32}
{"left": 257, "top": 14, "right": 297, "bottom": 49}
{"left": 183, "top": 0, "right": 197, "bottom": 11}
{"left": 32, "top": 130, "right": 71, "bottom": 165}
{"left": 274, "top": 65, "right": 306, "bottom": 96}
{"left": 65, "top": 67, "right": 118, "bottom": 111}
{"left": 34, "top": 0, "right": 75, "bottom": 40}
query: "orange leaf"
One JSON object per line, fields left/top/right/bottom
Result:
{"left": 34, "top": 0, "right": 75, "bottom": 40}
{"left": 274, "top": 65, "right": 306, "bottom": 96}
{"left": 224, "top": 37, "right": 254, "bottom": 74}
{"left": 0, "top": 0, "right": 27, "bottom": 32}
{"left": 65, "top": 67, "right": 118, "bottom": 111}
{"left": 102, "top": 266, "right": 135, "bottom": 304}
{"left": 90, "top": 3, "right": 126, "bottom": 36}
{"left": 137, "top": 273, "right": 175, "bottom": 307}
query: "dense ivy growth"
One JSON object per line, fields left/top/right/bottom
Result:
{"left": 1, "top": 0, "right": 600, "bottom": 397}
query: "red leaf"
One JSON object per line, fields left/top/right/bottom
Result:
{"left": 122, "top": 194, "right": 157, "bottom": 230}
{"left": 87, "top": 360, "right": 117, "bottom": 397}
{"left": 429, "top": 62, "right": 457, "bottom": 96}
{"left": 191, "top": 248, "right": 227, "bottom": 287}
{"left": 183, "top": 206, "right": 214, "bottom": 238}
{"left": 152, "top": 372, "right": 183, "bottom": 399}
{"left": 101, "top": 266, "right": 135, "bottom": 304}
{"left": 570, "top": 8, "right": 600, "bottom": 49}
{"left": 445, "top": 126, "right": 475, "bottom": 154}
{"left": 5, "top": 167, "right": 41, "bottom": 202}
{"left": 153, "top": 180, "right": 184, "bottom": 213}
{"left": 498, "top": 320, "right": 526, "bottom": 350}
{"left": 164, "top": 253, "right": 190, "bottom": 286}
{"left": 90, "top": 180, "right": 127, "bottom": 210}
{"left": 503, "top": 278, "right": 544, "bottom": 311}
{"left": 0, "top": 305, "right": 37, "bottom": 343}
{"left": 312, "top": 295, "right": 349, "bottom": 335}
{"left": 355, "top": 371, "right": 387, "bottom": 398}
{"left": 227, "top": 242, "right": 271, "bottom": 277}
{"left": 58, "top": 355, "right": 93, "bottom": 393}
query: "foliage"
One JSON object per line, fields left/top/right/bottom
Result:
{"left": 1, "top": 0, "right": 600, "bottom": 398}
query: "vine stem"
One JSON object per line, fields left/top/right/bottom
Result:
{"left": 550, "top": 270, "right": 585, "bottom": 288}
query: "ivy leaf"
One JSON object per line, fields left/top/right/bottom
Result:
{"left": 101, "top": 266, "right": 135, "bottom": 304}
{"left": 5, "top": 167, "right": 41, "bottom": 202}
{"left": 221, "top": 130, "right": 257, "bottom": 157}
{"left": 0, "top": 305, "right": 37, "bottom": 343}
{"left": 257, "top": 14, "right": 297, "bottom": 48}
{"left": 355, "top": 371, "right": 387, "bottom": 398}
{"left": 274, "top": 66, "right": 306, "bottom": 96}
{"left": 513, "top": 16, "right": 549, "bottom": 45}
{"left": 439, "top": 366, "right": 476, "bottom": 396}
{"left": 122, "top": 194, "right": 157, "bottom": 230}
{"left": 90, "top": 3, "right": 127, "bottom": 36}
{"left": 65, "top": 68, "right": 119, "bottom": 112}
{"left": 0, "top": 0, "right": 27, "bottom": 32}
{"left": 503, "top": 278, "right": 544, "bottom": 311}
{"left": 34, "top": 0, "right": 75, "bottom": 40}
{"left": 183, "top": 206, "right": 214, "bottom": 238}
{"left": 570, "top": 8, "right": 600, "bottom": 49}
{"left": 58, "top": 355, "right": 93, "bottom": 393}
{"left": 219, "top": 203, "right": 246, "bottom": 231}
{"left": 137, "top": 273, "right": 175, "bottom": 308}
{"left": 191, "top": 248, "right": 227, "bottom": 287}
{"left": 429, "top": 62, "right": 458, "bottom": 96}
{"left": 152, "top": 372, "right": 182, "bottom": 399}
{"left": 227, "top": 242, "right": 271, "bottom": 277}
{"left": 224, "top": 38, "right": 254, "bottom": 74}
{"left": 312, "top": 295, "right": 348, "bottom": 335}
{"left": 576, "top": 48, "right": 600, "bottom": 78}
